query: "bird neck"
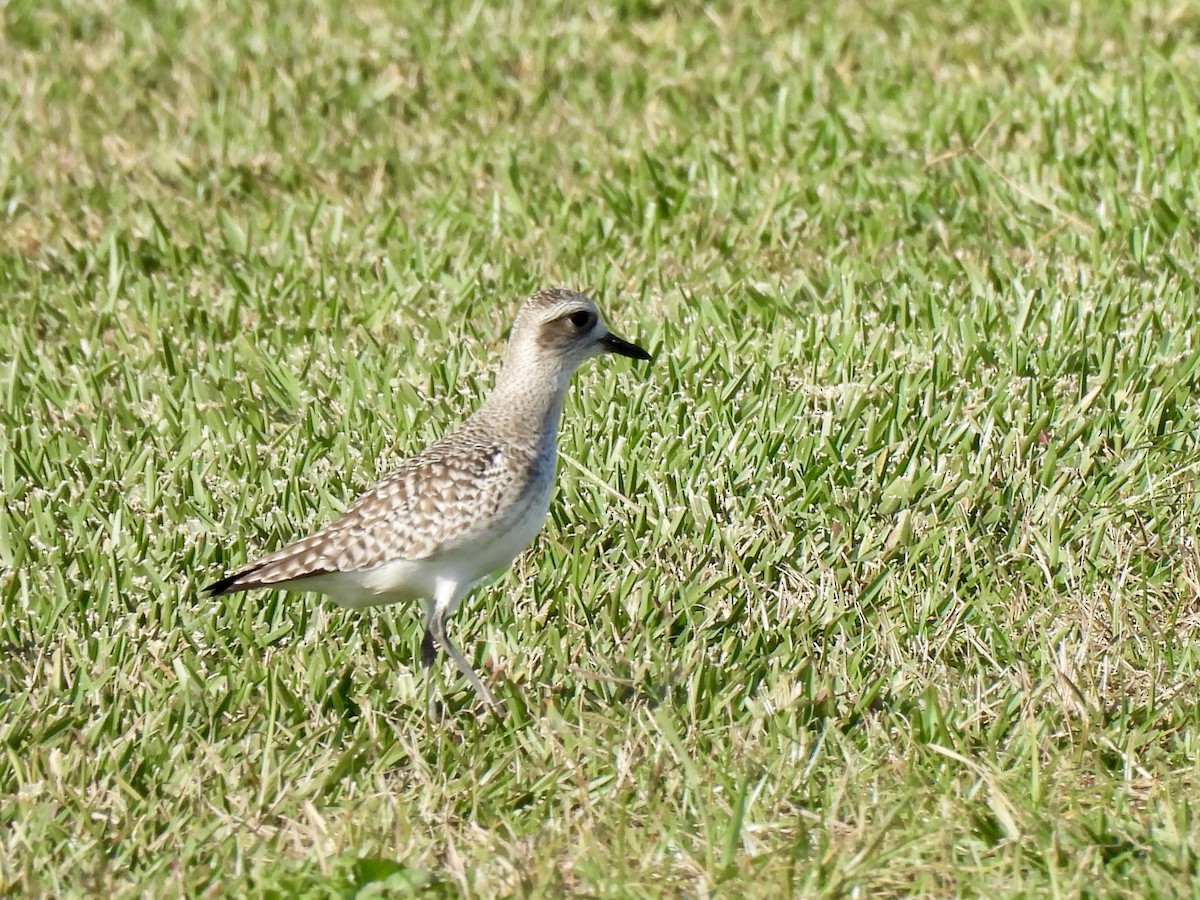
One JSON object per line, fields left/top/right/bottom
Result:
{"left": 473, "top": 358, "right": 572, "bottom": 456}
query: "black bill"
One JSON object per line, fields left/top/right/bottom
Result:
{"left": 600, "top": 331, "right": 651, "bottom": 361}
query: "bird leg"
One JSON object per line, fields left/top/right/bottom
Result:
{"left": 429, "top": 608, "right": 499, "bottom": 711}
{"left": 420, "top": 625, "right": 441, "bottom": 719}
{"left": 420, "top": 627, "right": 438, "bottom": 668}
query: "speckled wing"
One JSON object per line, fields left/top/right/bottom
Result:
{"left": 205, "top": 436, "right": 524, "bottom": 595}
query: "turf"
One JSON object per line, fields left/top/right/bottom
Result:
{"left": 3, "top": 0, "right": 1200, "bottom": 895}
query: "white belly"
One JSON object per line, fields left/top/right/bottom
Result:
{"left": 297, "top": 559, "right": 435, "bottom": 609}
{"left": 460, "top": 484, "right": 553, "bottom": 578}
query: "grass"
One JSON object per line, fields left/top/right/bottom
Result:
{"left": 3, "top": 0, "right": 1200, "bottom": 894}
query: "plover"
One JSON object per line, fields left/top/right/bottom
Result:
{"left": 205, "top": 287, "right": 650, "bottom": 713}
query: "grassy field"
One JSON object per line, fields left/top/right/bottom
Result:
{"left": 3, "top": 0, "right": 1200, "bottom": 895}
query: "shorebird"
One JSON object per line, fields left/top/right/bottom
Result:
{"left": 205, "top": 287, "right": 650, "bottom": 714}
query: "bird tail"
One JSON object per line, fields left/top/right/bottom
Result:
{"left": 203, "top": 563, "right": 271, "bottom": 596}
{"left": 204, "top": 533, "right": 337, "bottom": 596}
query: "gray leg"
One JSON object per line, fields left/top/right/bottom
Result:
{"left": 429, "top": 608, "right": 499, "bottom": 710}
{"left": 420, "top": 628, "right": 437, "bottom": 668}
{"left": 420, "top": 626, "right": 440, "bottom": 719}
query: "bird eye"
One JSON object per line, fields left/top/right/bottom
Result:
{"left": 568, "top": 310, "right": 595, "bottom": 329}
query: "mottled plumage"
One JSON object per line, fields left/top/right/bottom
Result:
{"left": 205, "top": 287, "right": 650, "bottom": 714}
{"left": 207, "top": 432, "right": 535, "bottom": 592}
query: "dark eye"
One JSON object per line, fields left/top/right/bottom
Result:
{"left": 568, "top": 310, "right": 596, "bottom": 329}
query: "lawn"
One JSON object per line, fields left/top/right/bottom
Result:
{"left": 3, "top": 0, "right": 1200, "bottom": 895}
